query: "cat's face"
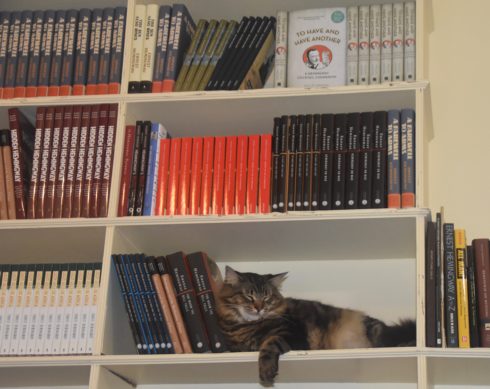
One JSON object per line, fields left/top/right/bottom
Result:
{"left": 218, "top": 266, "right": 288, "bottom": 323}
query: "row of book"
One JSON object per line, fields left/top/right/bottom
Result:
{"left": 113, "top": 252, "right": 227, "bottom": 354}
{"left": 425, "top": 211, "right": 490, "bottom": 348}
{"left": 1, "top": 105, "right": 117, "bottom": 220}
{"left": 271, "top": 109, "right": 415, "bottom": 212}
{"left": 0, "top": 262, "right": 101, "bottom": 356}
{"left": 118, "top": 124, "right": 272, "bottom": 217}
{"left": 0, "top": 7, "right": 126, "bottom": 99}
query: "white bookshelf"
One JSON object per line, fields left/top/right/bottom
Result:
{"left": 1, "top": 0, "right": 488, "bottom": 388}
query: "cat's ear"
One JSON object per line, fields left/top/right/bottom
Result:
{"left": 224, "top": 266, "right": 242, "bottom": 286}
{"left": 269, "top": 272, "right": 288, "bottom": 289}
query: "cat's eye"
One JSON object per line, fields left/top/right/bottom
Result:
{"left": 245, "top": 295, "right": 254, "bottom": 302}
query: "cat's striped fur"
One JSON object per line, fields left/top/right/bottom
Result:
{"left": 217, "top": 267, "right": 415, "bottom": 386}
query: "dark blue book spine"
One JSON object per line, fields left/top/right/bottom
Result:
{"left": 400, "top": 108, "right": 416, "bottom": 208}
{"left": 151, "top": 5, "right": 171, "bottom": 93}
{"left": 96, "top": 7, "right": 114, "bottom": 94}
{"left": 14, "top": 11, "right": 33, "bottom": 97}
{"left": 0, "top": 12, "right": 11, "bottom": 97}
{"left": 73, "top": 9, "right": 91, "bottom": 95}
{"left": 3, "top": 12, "right": 21, "bottom": 98}
{"left": 59, "top": 10, "right": 78, "bottom": 96}
{"left": 47, "top": 10, "right": 66, "bottom": 96}
{"left": 26, "top": 11, "right": 44, "bottom": 97}
{"left": 108, "top": 7, "right": 126, "bottom": 94}
{"left": 37, "top": 10, "right": 55, "bottom": 96}
{"left": 86, "top": 9, "right": 103, "bottom": 94}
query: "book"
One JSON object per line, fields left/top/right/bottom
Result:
{"left": 274, "top": 11, "right": 288, "bottom": 87}
{"left": 372, "top": 111, "right": 387, "bottom": 208}
{"left": 466, "top": 244, "right": 480, "bottom": 347}
{"left": 472, "top": 239, "right": 490, "bottom": 347}
{"left": 134, "top": 121, "right": 152, "bottom": 216}
{"left": 86, "top": 9, "right": 103, "bottom": 95}
{"left": 401, "top": 109, "right": 415, "bottom": 208}
{"left": 177, "top": 137, "right": 193, "bottom": 215}
{"left": 0, "top": 12, "right": 11, "bottom": 98}
{"left": 425, "top": 221, "right": 437, "bottom": 347}
{"left": 164, "top": 137, "right": 180, "bottom": 216}
{"left": 0, "top": 130, "right": 14, "bottom": 219}
{"left": 278, "top": 116, "right": 288, "bottom": 212}
{"left": 259, "top": 134, "right": 272, "bottom": 213}
{"left": 14, "top": 11, "right": 33, "bottom": 98}
{"left": 128, "top": 5, "right": 146, "bottom": 93}
{"left": 45, "top": 106, "right": 64, "bottom": 218}
{"left": 140, "top": 4, "right": 159, "bottom": 93}
{"left": 126, "top": 122, "right": 143, "bottom": 216}
{"left": 392, "top": 3, "right": 404, "bottom": 82}
{"left": 118, "top": 125, "right": 136, "bottom": 217}
{"left": 357, "top": 6, "right": 369, "bottom": 85}
{"left": 358, "top": 112, "right": 374, "bottom": 208}
{"left": 59, "top": 10, "right": 78, "bottom": 96}
{"left": 294, "top": 115, "right": 306, "bottom": 210}
{"left": 36, "top": 107, "right": 54, "bottom": 218}
{"left": 151, "top": 5, "right": 172, "bottom": 93}
{"left": 332, "top": 113, "right": 347, "bottom": 209}
{"left": 3, "top": 12, "right": 21, "bottom": 99}
{"left": 199, "top": 137, "right": 214, "bottom": 216}
{"left": 444, "top": 223, "right": 459, "bottom": 347}
{"left": 211, "top": 136, "right": 226, "bottom": 215}
{"left": 72, "top": 9, "right": 92, "bottom": 95}
{"left": 36, "top": 11, "right": 55, "bottom": 96}
{"left": 96, "top": 8, "right": 115, "bottom": 94}
{"left": 404, "top": 2, "right": 416, "bottom": 81}
{"left": 381, "top": 4, "right": 393, "bottom": 83}
{"left": 455, "top": 229, "right": 470, "bottom": 348}
{"left": 346, "top": 6, "right": 358, "bottom": 85}
{"left": 435, "top": 212, "right": 443, "bottom": 347}
{"left": 319, "top": 114, "right": 334, "bottom": 210}
{"left": 235, "top": 135, "right": 248, "bottom": 215}
{"left": 108, "top": 7, "right": 126, "bottom": 94}
{"left": 223, "top": 136, "right": 237, "bottom": 215}
{"left": 271, "top": 117, "right": 281, "bottom": 211}
{"left": 47, "top": 11, "right": 66, "bottom": 96}
{"left": 189, "top": 137, "right": 203, "bottom": 216}
{"left": 154, "top": 138, "right": 171, "bottom": 216}
{"left": 345, "top": 112, "right": 360, "bottom": 209}
{"left": 387, "top": 110, "right": 401, "bottom": 208}
{"left": 98, "top": 103, "right": 117, "bottom": 217}
{"left": 310, "top": 114, "right": 321, "bottom": 210}
{"left": 368, "top": 5, "right": 381, "bottom": 84}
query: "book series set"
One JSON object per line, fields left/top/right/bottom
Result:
{"left": 0, "top": 262, "right": 101, "bottom": 356}
{"left": 0, "top": 7, "right": 126, "bottom": 98}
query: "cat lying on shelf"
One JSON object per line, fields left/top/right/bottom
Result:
{"left": 216, "top": 266, "right": 415, "bottom": 386}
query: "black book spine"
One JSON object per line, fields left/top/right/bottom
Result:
{"left": 277, "top": 115, "right": 288, "bottom": 212}
{"left": 466, "top": 244, "right": 480, "bottom": 347}
{"left": 345, "top": 112, "right": 361, "bottom": 209}
{"left": 73, "top": 9, "right": 92, "bottom": 94}
{"left": 26, "top": 11, "right": 44, "bottom": 93}
{"left": 443, "top": 223, "right": 459, "bottom": 347}
{"left": 14, "top": 11, "right": 33, "bottom": 93}
{"left": 4, "top": 12, "right": 21, "bottom": 95}
{"left": 108, "top": 7, "right": 126, "bottom": 93}
{"left": 302, "top": 115, "right": 313, "bottom": 210}
{"left": 97, "top": 8, "right": 114, "bottom": 91}
{"left": 48, "top": 11, "right": 66, "bottom": 93}
{"left": 319, "top": 114, "right": 334, "bottom": 210}
{"left": 359, "top": 112, "right": 374, "bottom": 208}
{"left": 435, "top": 212, "right": 443, "bottom": 346}
{"left": 134, "top": 121, "right": 152, "bottom": 216}
{"left": 294, "top": 115, "right": 306, "bottom": 210}
{"left": 271, "top": 117, "right": 281, "bottom": 212}
{"left": 311, "top": 114, "right": 321, "bottom": 210}
{"left": 127, "top": 121, "right": 143, "bottom": 216}
{"left": 86, "top": 9, "right": 103, "bottom": 92}
{"left": 60, "top": 10, "right": 78, "bottom": 94}
{"left": 286, "top": 115, "right": 297, "bottom": 212}
{"left": 372, "top": 111, "right": 388, "bottom": 208}
{"left": 37, "top": 11, "right": 55, "bottom": 94}
{"left": 0, "top": 12, "right": 11, "bottom": 93}
{"left": 425, "top": 221, "right": 437, "bottom": 347}
{"left": 332, "top": 114, "right": 347, "bottom": 209}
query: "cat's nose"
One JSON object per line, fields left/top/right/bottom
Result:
{"left": 254, "top": 301, "right": 263, "bottom": 311}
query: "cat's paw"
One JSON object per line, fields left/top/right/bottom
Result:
{"left": 259, "top": 351, "right": 279, "bottom": 386}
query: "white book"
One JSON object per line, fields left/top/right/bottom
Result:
{"left": 381, "top": 4, "right": 393, "bottom": 83}
{"left": 36, "top": 270, "right": 52, "bottom": 355}
{"left": 87, "top": 266, "right": 101, "bottom": 354}
{"left": 287, "top": 7, "right": 347, "bottom": 87}
{"left": 274, "top": 10, "right": 288, "bottom": 87}
{"left": 52, "top": 268, "right": 68, "bottom": 355}
{"left": 69, "top": 267, "right": 85, "bottom": 354}
{"left": 358, "top": 5, "right": 370, "bottom": 85}
{"left": 404, "top": 2, "right": 416, "bottom": 81}
{"left": 43, "top": 269, "right": 59, "bottom": 355}
{"left": 1, "top": 270, "right": 18, "bottom": 355}
{"left": 0, "top": 270, "right": 9, "bottom": 352}
{"left": 392, "top": 3, "right": 404, "bottom": 82}
{"left": 141, "top": 4, "right": 159, "bottom": 89}
{"left": 61, "top": 268, "right": 77, "bottom": 355}
{"left": 26, "top": 267, "right": 43, "bottom": 355}
{"left": 128, "top": 4, "right": 147, "bottom": 89}
{"left": 369, "top": 4, "right": 381, "bottom": 84}
{"left": 9, "top": 269, "right": 27, "bottom": 355}
{"left": 79, "top": 268, "right": 93, "bottom": 354}
{"left": 346, "top": 6, "right": 359, "bottom": 85}
{"left": 18, "top": 269, "right": 34, "bottom": 355}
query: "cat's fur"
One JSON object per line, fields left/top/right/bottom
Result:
{"left": 216, "top": 267, "right": 415, "bottom": 386}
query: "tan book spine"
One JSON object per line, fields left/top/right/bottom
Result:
{"left": 27, "top": 266, "right": 43, "bottom": 355}
{"left": 0, "top": 131, "right": 10, "bottom": 219}
{"left": 87, "top": 265, "right": 101, "bottom": 354}
{"left": 0, "top": 130, "right": 16, "bottom": 219}
{"left": 37, "top": 268, "right": 52, "bottom": 354}
{"left": 18, "top": 267, "right": 35, "bottom": 355}
{"left": 10, "top": 268, "right": 26, "bottom": 355}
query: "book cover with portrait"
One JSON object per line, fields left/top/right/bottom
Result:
{"left": 287, "top": 8, "right": 346, "bottom": 87}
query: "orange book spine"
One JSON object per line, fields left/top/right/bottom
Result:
{"left": 212, "top": 136, "right": 226, "bottom": 215}
{"left": 235, "top": 135, "right": 248, "bottom": 215}
{"left": 259, "top": 134, "right": 272, "bottom": 214}
{"left": 189, "top": 137, "right": 203, "bottom": 215}
{"left": 246, "top": 135, "right": 260, "bottom": 214}
{"left": 154, "top": 138, "right": 171, "bottom": 216}
{"left": 200, "top": 137, "right": 214, "bottom": 216}
{"left": 177, "top": 137, "right": 193, "bottom": 215}
{"left": 224, "top": 136, "right": 237, "bottom": 215}
{"left": 166, "top": 138, "right": 181, "bottom": 216}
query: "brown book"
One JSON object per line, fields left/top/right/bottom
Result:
{"left": 71, "top": 105, "right": 91, "bottom": 218}
{"left": 81, "top": 105, "right": 100, "bottom": 218}
{"left": 0, "top": 130, "right": 11, "bottom": 219}
{"left": 89, "top": 104, "right": 109, "bottom": 218}
{"left": 36, "top": 107, "right": 55, "bottom": 219}
{"left": 98, "top": 104, "right": 118, "bottom": 218}
{"left": 27, "top": 107, "right": 46, "bottom": 219}
{"left": 472, "top": 239, "right": 490, "bottom": 347}
{"left": 7, "top": 108, "right": 36, "bottom": 219}
{"left": 155, "top": 256, "right": 193, "bottom": 353}
{"left": 62, "top": 106, "right": 82, "bottom": 218}
{"left": 0, "top": 130, "right": 16, "bottom": 219}
{"left": 44, "top": 106, "right": 64, "bottom": 219}
{"left": 146, "top": 257, "right": 184, "bottom": 354}
{"left": 53, "top": 106, "right": 73, "bottom": 218}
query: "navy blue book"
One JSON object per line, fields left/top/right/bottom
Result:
{"left": 108, "top": 7, "right": 126, "bottom": 94}
{"left": 3, "top": 12, "right": 21, "bottom": 99}
{"left": 37, "top": 10, "right": 55, "bottom": 96}
{"left": 14, "top": 11, "right": 33, "bottom": 98}
{"left": 96, "top": 8, "right": 114, "bottom": 94}
{"left": 59, "top": 10, "right": 78, "bottom": 96}
{"left": 86, "top": 9, "right": 103, "bottom": 95}
{"left": 47, "top": 10, "right": 66, "bottom": 96}
{"left": 0, "top": 12, "right": 11, "bottom": 99}
{"left": 26, "top": 11, "right": 44, "bottom": 97}
{"left": 151, "top": 5, "right": 172, "bottom": 93}
{"left": 73, "top": 9, "right": 91, "bottom": 95}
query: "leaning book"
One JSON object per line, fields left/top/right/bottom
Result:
{"left": 287, "top": 7, "right": 346, "bottom": 87}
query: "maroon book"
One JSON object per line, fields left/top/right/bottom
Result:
{"left": 117, "top": 125, "right": 136, "bottom": 217}
{"left": 36, "top": 107, "right": 55, "bottom": 219}
{"left": 81, "top": 105, "right": 100, "bottom": 218}
{"left": 473, "top": 239, "right": 490, "bottom": 347}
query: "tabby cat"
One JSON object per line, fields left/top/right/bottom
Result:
{"left": 216, "top": 267, "right": 415, "bottom": 386}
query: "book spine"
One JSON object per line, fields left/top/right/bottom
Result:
{"left": 47, "top": 11, "right": 66, "bottom": 97}
{"left": 358, "top": 6, "right": 369, "bottom": 85}
{"left": 358, "top": 112, "right": 374, "bottom": 208}
{"left": 0, "top": 132, "right": 9, "bottom": 219}
{"left": 59, "top": 10, "right": 78, "bottom": 96}
{"left": 96, "top": 8, "right": 114, "bottom": 95}
{"left": 25, "top": 11, "right": 43, "bottom": 97}
{"left": 259, "top": 134, "right": 272, "bottom": 213}
{"left": 310, "top": 114, "right": 321, "bottom": 210}
{"left": 271, "top": 117, "right": 281, "bottom": 211}
{"left": 425, "top": 221, "right": 437, "bottom": 347}
{"left": 118, "top": 125, "right": 136, "bottom": 217}
{"left": 278, "top": 116, "right": 288, "bottom": 212}
{"left": 1, "top": 130, "right": 16, "bottom": 219}
{"left": 319, "top": 114, "right": 335, "bottom": 210}
{"left": 71, "top": 106, "right": 90, "bottom": 218}
{"left": 455, "top": 229, "right": 470, "bottom": 348}
{"left": 302, "top": 116, "right": 313, "bottom": 209}
{"left": 98, "top": 103, "right": 117, "bottom": 217}
{"left": 372, "top": 111, "right": 387, "bottom": 208}
{"left": 199, "top": 136, "right": 214, "bottom": 216}
{"left": 401, "top": 109, "right": 415, "bottom": 208}
{"left": 404, "top": 2, "right": 416, "bottom": 81}
{"left": 435, "top": 212, "right": 443, "bottom": 347}
{"left": 246, "top": 134, "right": 260, "bottom": 214}
{"left": 72, "top": 9, "right": 91, "bottom": 96}
{"left": 392, "top": 3, "right": 404, "bottom": 82}
{"left": 369, "top": 5, "right": 381, "bottom": 84}
{"left": 78, "top": 265, "right": 91, "bottom": 354}
{"left": 381, "top": 4, "right": 393, "bottom": 83}
{"left": 36, "top": 11, "right": 55, "bottom": 96}
{"left": 444, "top": 223, "right": 459, "bottom": 347}
{"left": 68, "top": 265, "right": 84, "bottom": 354}
{"left": 128, "top": 5, "right": 146, "bottom": 93}
{"left": 212, "top": 136, "right": 226, "bottom": 215}
{"left": 472, "top": 239, "right": 490, "bottom": 347}
{"left": 27, "top": 107, "right": 45, "bottom": 219}
{"left": 45, "top": 106, "right": 64, "bottom": 218}
{"left": 18, "top": 266, "right": 34, "bottom": 355}
{"left": 140, "top": 4, "right": 158, "bottom": 93}
{"left": 346, "top": 6, "right": 359, "bottom": 85}
{"left": 466, "top": 244, "right": 480, "bottom": 347}
{"left": 235, "top": 135, "right": 248, "bottom": 215}
{"left": 143, "top": 123, "right": 163, "bottom": 216}
{"left": 224, "top": 136, "right": 237, "bottom": 215}
{"left": 108, "top": 7, "right": 126, "bottom": 94}
{"left": 0, "top": 13, "right": 11, "bottom": 98}
{"left": 189, "top": 137, "right": 203, "bottom": 216}
{"left": 154, "top": 138, "right": 171, "bottom": 216}
{"left": 286, "top": 116, "right": 296, "bottom": 212}
{"left": 274, "top": 11, "right": 288, "bottom": 87}
{"left": 36, "top": 107, "right": 54, "bottom": 218}
{"left": 86, "top": 9, "right": 103, "bottom": 95}
{"left": 165, "top": 137, "right": 181, "bottom": 216}
{"left": 14, "top": 11, "right": 33, "bottom": 98}
{"left": 3, "top": 12, "right": 21, "bottom": 99}
{"left": 51, "top": 265, "right": 66, "bottom": 355}
{"left": 345, "top": 113, "right": 361, "bottom": 209}
{"left": 387, "top": 110, "right": 401, "bottom": 208}
{"left": 7, "top": 109, "right": 25, "bottom": 218}
{"left": 10, "top": 266, "right": 26, "bottom": 355}
{"left": 134, "top": 121, "right": 152, "bottom": 216}
{"left": 126, "top": 122, "right": 143, "bottom": 216}
{"left": 151, "top": 6, "right": 172, "bottom": 93}
{"left": 332, "top": 114, "right": 347, "bottom": 209}
{"left": 86, "top": 263, "right": 101, "bottom": 354}
{"left": 177, "top": 137, "right": 193, "bottom": 215}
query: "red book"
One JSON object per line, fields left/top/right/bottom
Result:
{"left": 224, "top": 136, "right": 237, "bottom": 215}
{"left": 189, "top": 137, "right": 203, "bottom": 216}
{"left": 166, "top": 138, "right": 181, "bottom": 216}
{"left": 62, "top": 105, "right": 82, "bottom": 218}
{"left": 98, "top": 103, "right": 117, "bottom": 217}
{"left": 81, "top": 105, "right": 100, "bottom": 217}
{"left": 53, "top": 106, "right": 73, "bottom": 218}
{"left": 44, "top": 106, "right": 64, "bottom": 218}
{"left": 246, "top": 135, "right": 260, "bottom": 214}
{"left": 177, "top": 137, "right": 193, "bottom": 215}
{"left": 26, "top": 107, "right": 46, "bottom": 219}
{"left": 71, "top": 105, "right": 91, "bottom": 218}
{"left": 200, "top": 137, "right": 214, "bottom": 216}
{"left": 154, "top": 138, "right": 171, "bottom": 216}
{"left": 235, "top": 135, "right": 248, "bottom": 215}
{"left": 259, "top": 134, "right": 272, "bottom": 214}
{"left": 117, "top": 125, "right": 136, "bottom": 217}
{"left": 36, "top": 107, "right": 55, "bottom": 219}
{"left": 211, "top": 136, "right": 226, "bottom": 215}
{"left": 89, "top": 104, "right": 109, "bottom": 218}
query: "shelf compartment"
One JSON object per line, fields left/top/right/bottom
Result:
{"left": 426, "top": 355, "right": 490, "bottom": 389}
{"left": 0, "top": 365, "right": 90, "bottom": 388}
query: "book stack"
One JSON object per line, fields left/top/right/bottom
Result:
{"left": 271, "top": 109, "right": 415, "bottom": 212}
{"left": 0, "top": 8, "right": 126, "bottom": 98}
{"left": 0, "top": 105, "right": 118, "bottom": 220}
{"left": 112, "top": 252, "right": 227, "bottom": 354}
{"left": 426, "top": 210, "right": 490, "bottom": 349}
{"left": 0, "top": 262, "right": 101, "bottom": 356}
{"left": 118, "top": 123, "right": 272, "bottom": 216}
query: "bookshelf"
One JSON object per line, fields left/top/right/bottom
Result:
{"left": 1, "top": 0, "right": 488, "bottom": 388}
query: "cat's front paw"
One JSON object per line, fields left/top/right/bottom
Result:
{"left": 259, "top": 350, "right": 279, "bottom": 386}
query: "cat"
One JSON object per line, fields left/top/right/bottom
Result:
{"left": 216, "top": 266, "right": 416, "bottom": 386}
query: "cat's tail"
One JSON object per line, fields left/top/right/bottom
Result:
{"left": 364, "top": 317, "right": 416, "bottom": 347}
